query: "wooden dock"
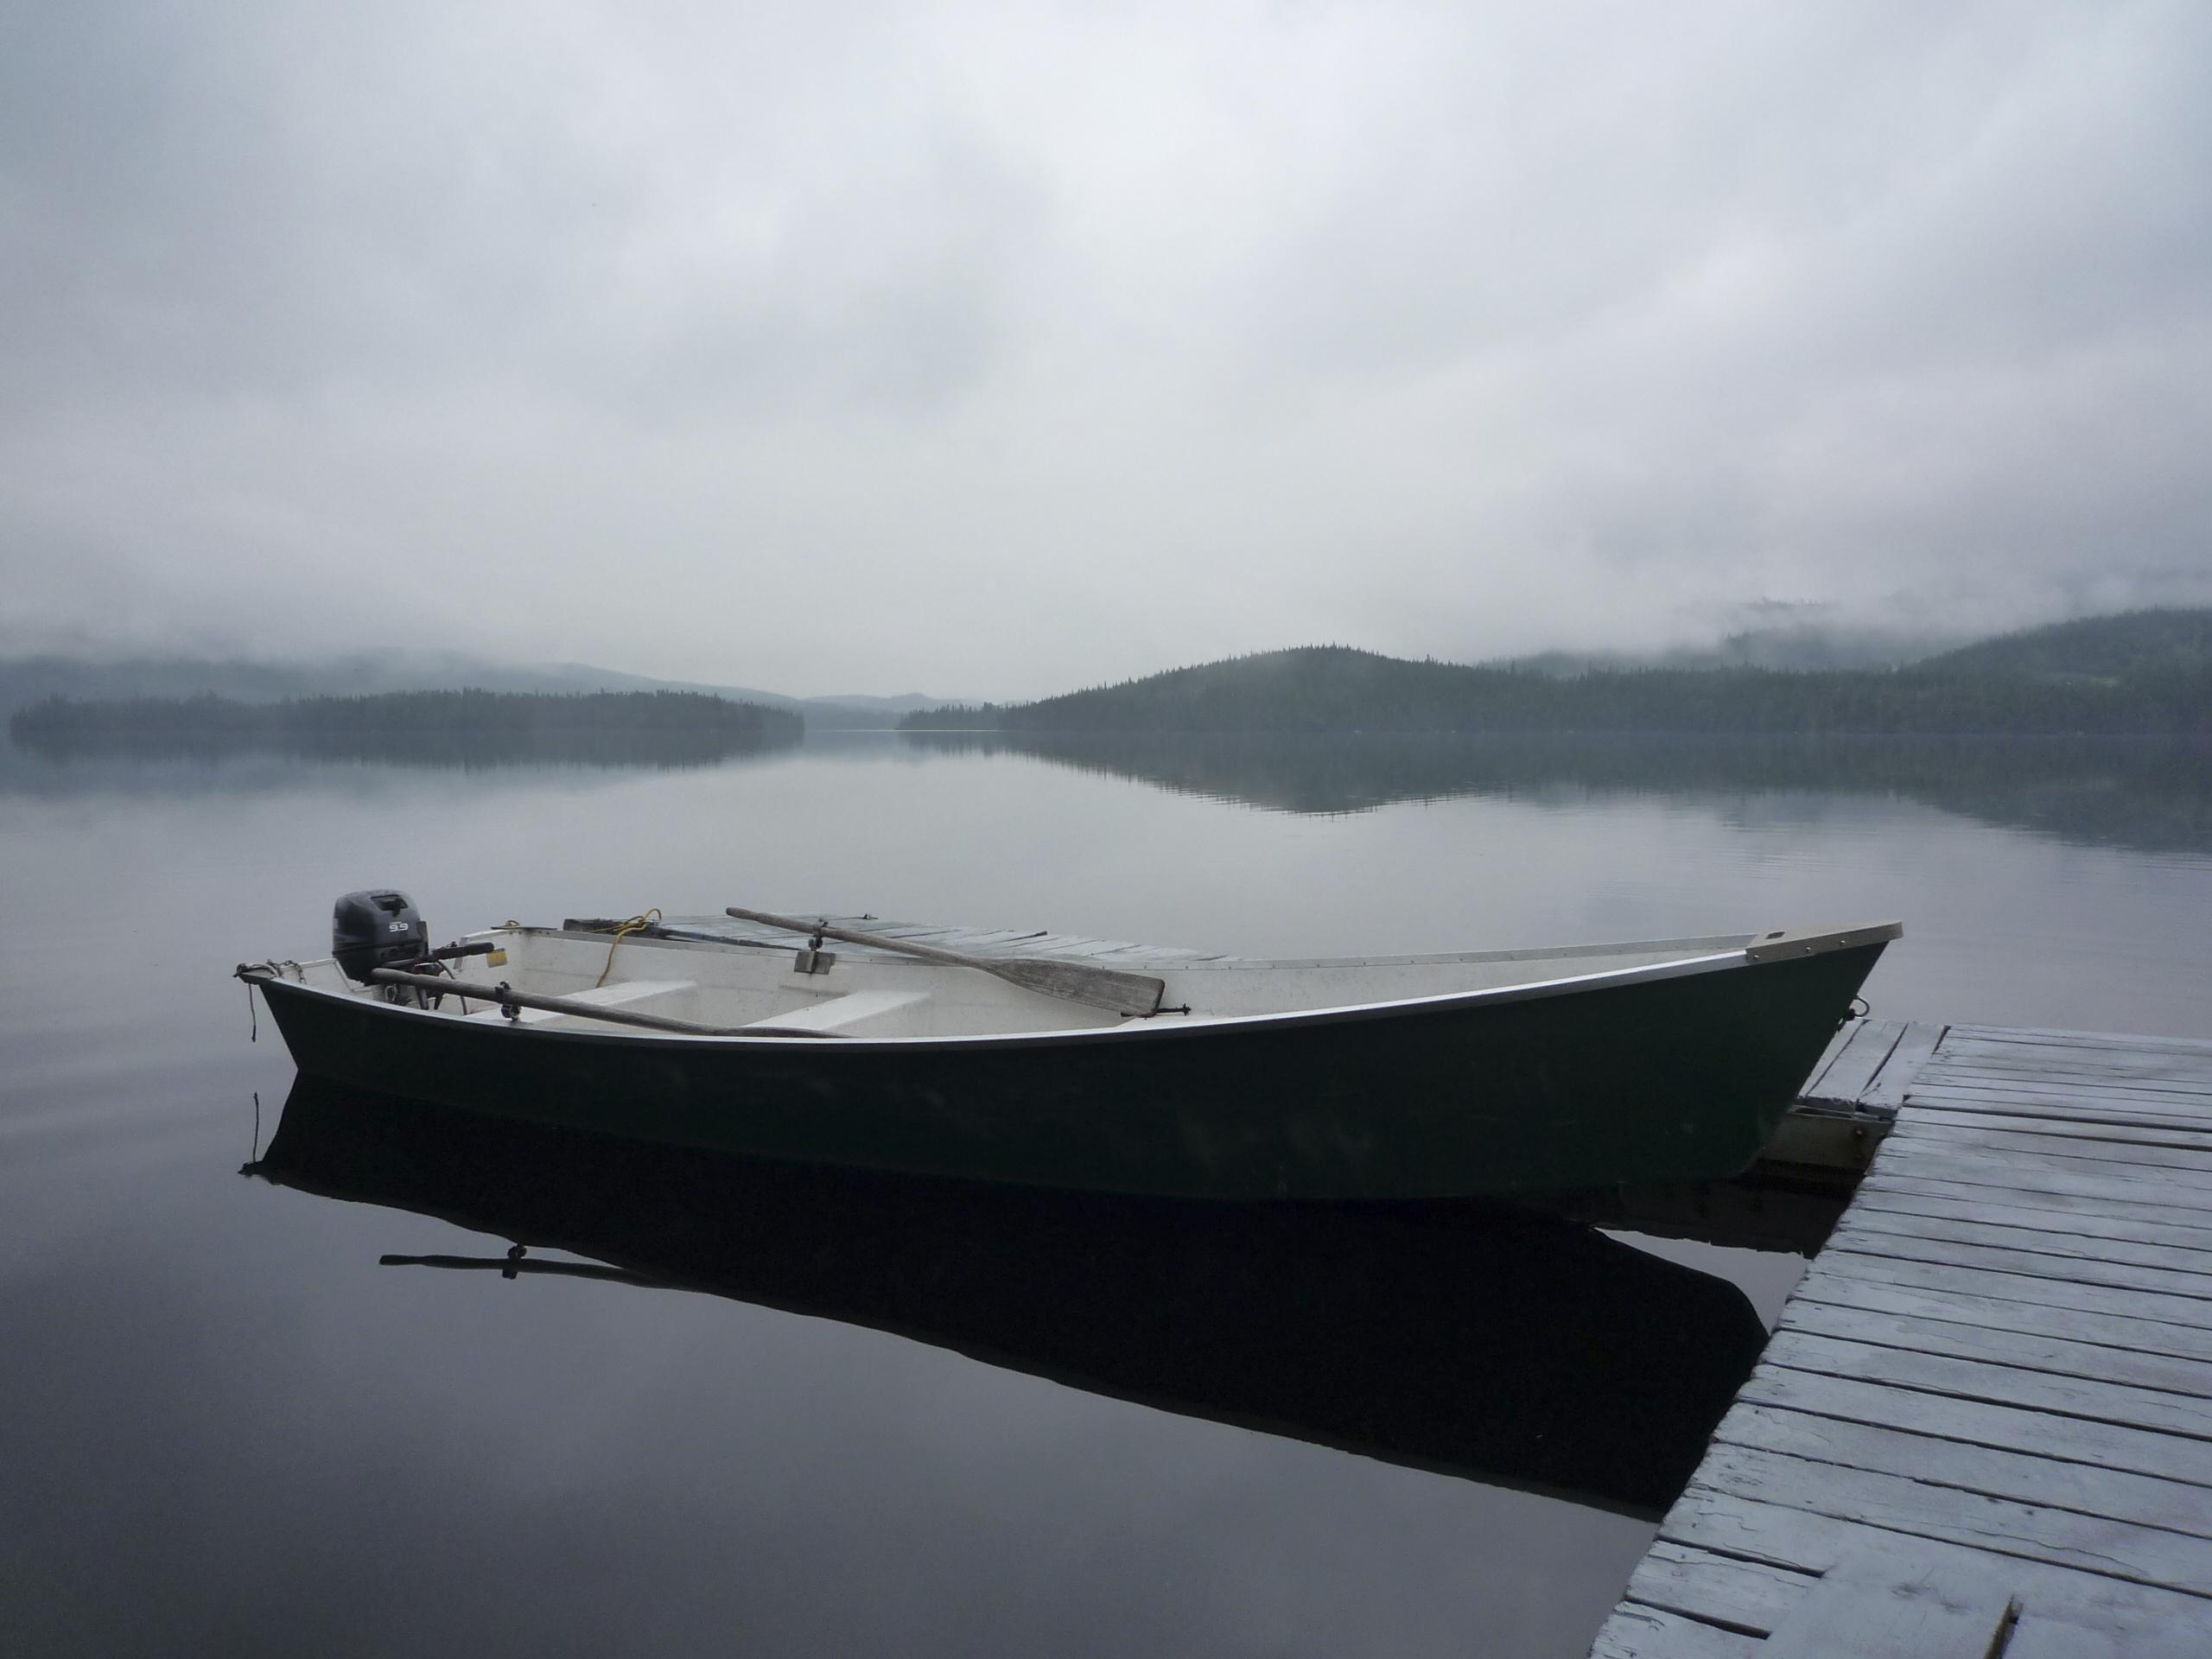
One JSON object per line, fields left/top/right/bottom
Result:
{"left": 1592, "top": 1020, "right": 2212, "bottom": 1657}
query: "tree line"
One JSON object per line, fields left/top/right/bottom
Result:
{"left": 901, "top": 621, "right": 2212, "bottom": 738}
{"left": 10, "top": 690, "right": 803, "bottom": 761}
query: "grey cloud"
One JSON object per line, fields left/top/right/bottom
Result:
{"left": 1, "top": 0, "right": 2206, "bottom": 694}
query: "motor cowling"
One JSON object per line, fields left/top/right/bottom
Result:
{"left": 334, "top": 889, "right": 428, "bottom": 982}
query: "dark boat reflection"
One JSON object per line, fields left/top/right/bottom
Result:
{"left": 247, "top": 1077, "right": 1769, "bottom": 1519}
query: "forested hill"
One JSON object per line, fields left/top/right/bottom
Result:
{"left": 10, "top": 689, "right": 803, "bottom": 762}
{"left": 1910, "top": 607, "right": 2212, "bottom": 683}
{"left": 900, "top": 609, "right": 2212, "bottom": 736}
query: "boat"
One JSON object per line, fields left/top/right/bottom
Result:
{"left": 250, "top": 1075, "right": 1770, "bottom": 1516}
{"left": 235, "top": 893, "right": 1899, "bottom": 1200}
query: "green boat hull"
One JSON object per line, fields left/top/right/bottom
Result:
{"left": 254, "top": 942, "right": 1884, "bottom": 1200}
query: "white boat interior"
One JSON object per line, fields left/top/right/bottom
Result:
{"left": 247, "top": 914, "right": 1898, "bottom": 1042}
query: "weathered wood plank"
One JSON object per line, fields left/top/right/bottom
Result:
{"left": 1915, "top": 1084, "right": 2212, "bottom": 1121}
{"left": 1804, "top": 1020, "right": 1906, "bottom": 1106}
{"left": 1893, "top": 1114, "right": 2212, "bottom": 1160}
{"left": 1861, "top": 1146, "right": 2212, "bottom": 1219}
{"left": 1866, "top": 1159, "right": 2212, "bottom": 1230}
{"left": 1893, "top": 1092, "right": 2212, "bottom": 1132}
{"left": 1658, "top": 1491, "right": 2212, "bottom": 1651}
{"left": 1800, "top": 1020, "right": 1869, "bottom": 1102}
{"left": 1826, "top": 1227, "right": 2212, "bottom": 1306}
{"left": 1715, "top": 1401, "right": 2212, "bottom": 1542}
{"left": 1789, "top": 1271, "right": 2212, "bottom": 1367}
{"left": 1622, "top": 1542, "right": 1815, "bottom": 1637}
{"left": 1884, "top": 1122, "right": 2212, "bottom": 1181}
{"left": 1808, "top": 1251, "right": 2212, "bottom": 1343}
{"left": 1930, "top": 1050, "right": 2212, "bottom": 1086}
{"left": 1932, "top": 1032, "right": 2212, "bottom": 1065}
{"left": 1589, "top": 1604, "right": 1764, "bottom": 1658}
{"left": 1741, "top": 1363, "right": 2212, "bottom": 1489}
{"left": 1905, "top": 1100, "right": 2212, "bottom": 1142}
{"left": 1838, "top": 1205, "right": 2212, "bottom": 1275}
{"left": 1860, "top": 1020, "right": 1948, "bottom": 1109}
{"left": 1944, "top": 1025, "right": 2212, "bottom": 1058}
{"left": 1853, "top": 1180, "right": 2212, "bottom": 1251}
{"left": 1758, "top": 1549, "right": 2020, "bottom": 1657}
{"left": 1778, "top": 1296, "right": 2212, "bottom": 1401}
{"left": 1917, "top": 1054, "right": 2212, "bottom": 1090}
{"left": 1688, "top": 1444, "right": 2212, "bottom": 1596}
{"left": 1758, "top": 1331, "right": 2212, "bottom": 1447}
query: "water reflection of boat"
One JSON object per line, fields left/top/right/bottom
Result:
{"left": 248, "top": 1079, "right": 1769, "bottom": 1518}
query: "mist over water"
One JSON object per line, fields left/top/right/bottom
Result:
{"left": 5, "top": 731, "right": 2211, "bottom": 1656}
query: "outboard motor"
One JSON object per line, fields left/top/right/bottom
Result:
{"left": 334, "top": 889, "right": 428, "bottom": 983}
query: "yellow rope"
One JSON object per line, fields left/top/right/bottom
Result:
{"left": 596, "top": 908, "right": 663, "bottom": 987}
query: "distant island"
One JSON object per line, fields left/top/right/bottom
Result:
{"left": 0, "top": 649, "right": 948, "bottom": 731}
{"left": 901, "top": 609, "right": 2212, "bottom": 737}
{"left": 9, "top": 689, "right": 804, "bottom": 766}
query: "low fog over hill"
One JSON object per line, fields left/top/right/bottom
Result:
{"left": 0, "top": 650, "right": 948, "bottom": 729}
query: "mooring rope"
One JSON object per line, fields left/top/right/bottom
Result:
{"left": 595, "top": 908, "right": 664, "bottom": 987}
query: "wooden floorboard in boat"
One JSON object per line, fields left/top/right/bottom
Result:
{"left": 1596, "top": 1021, "right": 2212, "bottom": 1656}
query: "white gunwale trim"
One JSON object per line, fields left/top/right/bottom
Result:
{"left": 256, "top": 945, "right": 1759, "bottom": 1050}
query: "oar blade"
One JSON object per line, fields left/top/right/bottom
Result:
{"left": 993, "top": 957, "right": 1165, "bottom": 1017}
{"left": 724, "top": 904, "right": 1166, "bottom": 1016}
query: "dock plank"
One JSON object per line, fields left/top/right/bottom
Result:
{"left": 1688, "top": 1443, "right": 2212, "bottom": 1597}
{"left": 1906, "top": 1081, "right": 2212, "bottom": 1118}
{"left": 1852, "top": 1181, "right": 2212, "bottom": 1251}
{"left": 1714, "top": 1402, "right": 2212, "bottom": 1544}
{"left": 1803, "top": 1019, "right": 1906, "bottom": 1106}
{"left": 1943, "top": 1025, "right": 2212, "bottom": 1057}
{"left": 1623, "top": 1542, "right": 1815, "bottom": 1636}
{"left": 1853, "top": 1146, "right": 2212, "bottom": 1218}
{"left": 1838, "top": 1205, "right": 2212, "bottom": 1274}
{"left": 1823, "top": 1228, "right": 2212, "bottom": 1306}
{"left": 1789, "top": 1272, "right": 2212, "bottom": 1369}
{"left": 1931, "top": 1058, "right": 2212, "bottom": 1092}
{"left": 1590, "top": 1605, "right": 1763, "bottom": 1658}
{"left": 1882, "top": 1122, "right": 2212, "bottom": 1182}
{"left": 1912, "top": 1088, "right": 2212, "bottom": 1124}
{"left": 1741, "top": 1357, "right": 2212, "bottom": 1480}
{"left": 1662, "top": 1493, "right": 2212, "bottom": 1656}
{"left": 1904, "top": 1102, "right": 2212, "bottom": 1143}
{"left": 1860, "top": 1020, "right": 1948, "bottom": 1108}
{"left": 1779, "top": 1296, "right": 2212, "bottom": 1401}
{"left": 1808, "top": 1250, "right": 2212, "bottom": 1342}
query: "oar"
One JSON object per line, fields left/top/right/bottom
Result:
{"left": 360, "top": 968, "right": 847, "bottom": 1037}
{"left": 725, "top": 906, "right": 1166, "bottom": 1017}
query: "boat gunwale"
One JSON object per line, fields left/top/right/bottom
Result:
{"left": 617, "top": 920, "right": 1770, "bottom": 972}
{"left": 242, "top": 920, "right": 1898, "bottom": 1052}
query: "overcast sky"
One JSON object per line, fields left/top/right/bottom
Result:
{"left": 3, "top": 1, "right": 2208, "bottom": 696}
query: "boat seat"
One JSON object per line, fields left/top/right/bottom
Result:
{"left": 740, "top": 990, "right": 931, "bottom": 1038}
{"left": 466, "top": 978, "right": 698, "bottom": 1026}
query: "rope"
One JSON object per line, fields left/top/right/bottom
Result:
{"left": 596, "top": 908, "right": 663, "bottom": 987}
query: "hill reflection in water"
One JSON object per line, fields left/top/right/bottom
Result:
{"left": 904, "top": 731, "right": 2212, "bottom": 857}
{"left": 251, "top": 1078, "right": 1768, "bottom": 1519}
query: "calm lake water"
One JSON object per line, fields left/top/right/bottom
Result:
{"left": 5, "top": 732, "right": 2210, "bottom": 1657}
